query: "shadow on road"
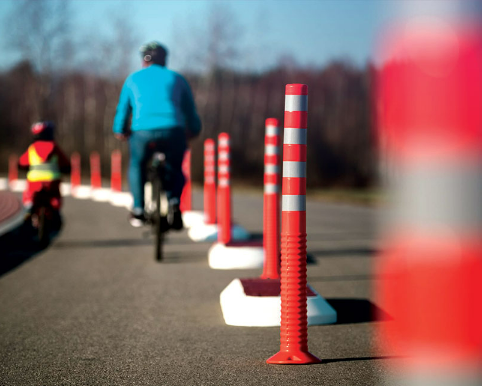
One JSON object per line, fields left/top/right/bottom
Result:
{"left": 322, "top": 355, "right": 403, "bottom": 364}
{"left": 325, "top": 298, "right": 392, "bottom": 324}
{"left": 308, "top": 247, "right": 377, "bottom": 259}
{"left": 0, "top": 221, "right": 61, "bottom": 278}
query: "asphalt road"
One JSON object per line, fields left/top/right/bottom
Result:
{"left": 0, "top": 189, "right": 396, "bottom": 385}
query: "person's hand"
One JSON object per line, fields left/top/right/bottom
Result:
{"left": 115, "top": 133, "right": 129, "bottom": 141}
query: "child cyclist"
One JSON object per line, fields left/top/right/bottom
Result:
{"left": 18, "top": 121, "right": 71, "bottom": 220}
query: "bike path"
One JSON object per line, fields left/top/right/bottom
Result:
{"left": 0, "top": 191, "right": 395, "bottom": 385}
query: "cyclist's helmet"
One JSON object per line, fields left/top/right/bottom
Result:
{"left": 139, "top": 41, "right": 168, "bottom": 65}
{"left": 31, "top": 121, "right": 55, "bottom": 141}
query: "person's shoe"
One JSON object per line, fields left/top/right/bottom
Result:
{"left": 129, "top": 211, "right": 146, "bottom": 228}
{"left": 167, "top": 203, "right": 183, "bottom": 231}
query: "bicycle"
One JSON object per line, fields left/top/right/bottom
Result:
{"left": 30, "top": 188, "right": 61, "bottom": 247}
{"left": 144, "top": 151, "right": 169, "bottom": 262}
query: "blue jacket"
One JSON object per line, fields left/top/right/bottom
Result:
{"left": 113, "top": 65, "right": 202, "bottom": 135}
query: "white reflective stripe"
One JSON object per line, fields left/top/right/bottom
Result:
{"left": 266, "top": 125, "right": 280, "bottom": 136}
{"left": 219, "top": 165, "right": 230, "bottom": 173}
{"left": 205, "top": 144, "right": 215, "bottom": 151}
{"left": 283, "top": 161, "right": 306, "bottom": 178}
{"left": 285, "top": 94, "right": 308, "bottom": 112}
{"left": 219, "top": 138, "right": 229, "bottom": 147}
{"left": 219, "top": 178, "right": 230, "bottom": 186}
{"left": 284, "top": 128, "right": 307, "bottom": 145}
{"left": 264, "top": 164, "right": 279, "bottom": 174}
{"left": 264, "top": 184, "right": 279, "bottom": 193}
{"left": 205, "top": 155, "right": 215, "bottom": 162}
{"left": 205, "top": 177, "right": 215, "bottom": 184}
{"left": 204, "top": 165, "right": 215, "bottom": 172}
{"left": 219, "top": 152, "right": 230, "bottom": 160}
{"left": 282, "top": 195, "right": 306, "bottom": 211}
{"left": 265, "top": 145, "right": 279, "bottom": 155}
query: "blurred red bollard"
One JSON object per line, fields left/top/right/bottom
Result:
{"left": 71, "top": 152, "right": 81, "bottom": 188}
{"left": 376, "top": 20, "right": 481, "bottom": 384}
{"left": 90, "top": 152, "right": 101, "bottom": 189}
{"left": 261, "top": 118, "right": 281, "bottom": 280}
{"left": 8, "top": 154, "right": 18, "bottom": 185}
{"left": 267, "top": 84, "right": 320, "bottom": 365}
{"left": 110, "top": 150, "right": 122, "bottom": 192}
{"left": 204, "top": 139, "right": 216, "bottom": 224}
{"left": 217, "top": 133, "right": 231, "bottom": 244}
{"left": 180, "top": 150, "right": 192, "bottom": 212}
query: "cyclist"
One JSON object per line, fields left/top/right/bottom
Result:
{"left": 113, "top": 41, "right": 202, "bottom": 229}
{"left": 18, "top": 121, "right": 71, "bottom": 220}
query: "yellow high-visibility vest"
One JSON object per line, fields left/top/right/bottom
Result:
{"left": 27, "top": 145, "right": 61, "bottom": 182}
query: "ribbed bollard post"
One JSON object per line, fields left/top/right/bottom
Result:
{"left": 267, "top": 84, "right": 320, "bottom": 365}
{"left": 261, "top": 118, "right": 281, "bottom": 279}
{"left": 8, "top": 154, "right": 18, "bottom": 186}
{"left": 217, "top": 133, "right": 231, "bottom": 244}
{"left": 111, "top": 150, "right": 122, "bottom": 192}
{"left": 204, "top": 139, "right": 216, "bottom": 224}
{"left": 180, "top": 150, "right": 192, "bottom": 212}
{"left": 71, "top": 152, "right": 81, "bottom": 188}
{"left": 90, "top": 152, "right": 101, "bottom": 189}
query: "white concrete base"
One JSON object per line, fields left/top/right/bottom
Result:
{"left": 0, "top": 178, "right": 7, "bottom": 191}
{"left": 71, "top": 185, "right": 92, "bottom": 199}
{"left": 91, "top": 188, "right": 111, "bottom": 202}
{"left": 110, "top": 191, "right": 132, "bottom": 209}
{"left": 9, "top": 179, "right": 26, "bottom": 192}
{"left": 60, "top": 182, "right": 71, "bottom": 197}
{"left": 182, "top": 210, "right": 205, "bottom": 229}
{"left": 189, "top": 223, "right": 250, "bottom": 242}
{"left": 208, "top": 242, "right": 264, "bottom": 270}
{"left": 220, "top": 278, "right": 338, "bottom": 327}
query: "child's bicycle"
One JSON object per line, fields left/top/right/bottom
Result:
{"left": 30, "top": 188, "right": 61, "bottom": 247}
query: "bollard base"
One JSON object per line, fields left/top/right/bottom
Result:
{"left": 208, "top": 241, "right": 264, "bottom": 269}
{"left": 220, "top": 278, "right": 337, "bottom": 326}
{"left": 110, "top": 191, "right": 132, "bottom": 209}
{"left": 189, "top": 223, "right": 250, "bottom": 242}
{"left": 9, "top": 179, "right": 26, "bottom": 193}
{"left": 0, "top": 178, "right": 8, "bottom": 191}
{"left": 91, "top": 188, "right": 111, "bottom": 202}
{"left": 60, "top": 182, "right": 71, "bottom": 197}
{"left": 71, "top": 185, "right": 92, "bottom": 199}
{"left": 266, "top": 350, "right": 321, "bottom": 365}
{"left": 182, "top": 210, "right": 205, "bottom": 229}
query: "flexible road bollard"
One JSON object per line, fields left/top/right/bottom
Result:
{"left": 181, "top": 149, "right": 205, "bottom": 228}
{"left": 204, "top": 139, "right": 216, "bottom": 225}
{"left": 376, "top": 23, "right": 481, "bottom": 385}
{"left": 90, "top": 151, "right": 110, "bottom": 202}
{"left": 111, "top": 150, "right": 122, "bottom": 192}
{"left": 261, "top": 118, "right": 281, "bottom": 280}
{"left": 208, "top": 133, "right": 261, "bottom": 269}
{"left": 71, "top": 152, "right": 81, "bottom": 189}
{"left": 217, "top": 133, "right": 231, "bottom": 244}
{"left": 189, "top": 135, "right": 250, "bottom": 242}
{"left": 220, "top": 109, "right": 335, "bottom": 326}
{"left": 267, "top": 84, "right": 321, "bottom": 364}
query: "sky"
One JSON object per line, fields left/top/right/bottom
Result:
{"left": 0, "top": 0, "right": 480, "bottom": 73}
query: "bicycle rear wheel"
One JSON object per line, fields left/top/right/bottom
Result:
{"left": 38, "top": 206, "right": 49, "bottom": 247}
{"left": 152, "top": 176, "right": 164, "bottom": 262}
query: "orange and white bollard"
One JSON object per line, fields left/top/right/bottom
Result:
{"left": 71, "top": 152, "right": 81, "bottom": 189}
{"left": 189, "top": 137, "right": 249, "bottom": 242}
{"left": 90, "top": 151, "right": 110, "bottom": 202}
{"left": 220, "top": 99, "right": 335, "bottom": 327}
{"left": 265, "top": 84, "right": 336, "bottom": 362}
{"left": 181, "top": 149, "right": 205, "bottom": 228}
{"left": 376, "top": 17, "right": 481, "bottom": 385}
{"left": 261, "top": 118, "right": 281, "bottom": 280}
{"left": 207, "top": 133, "right": 260, "bottom": 269}
{"left": 110, "top": 150, "right": 122, "bottom": 192}
{"left": 204, "top": 139, "right": 217, "bottom": 225}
